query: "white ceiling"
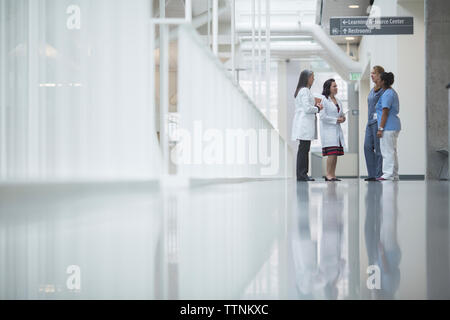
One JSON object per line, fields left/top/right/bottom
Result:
{"left": 161, "top": 0, "right": 228, "bottom": 19}
{"left": 160, "top": 0, "right": 372, "bottom": 62}
{"left": 235, "top": 0, "right": 318, "bottom": 29}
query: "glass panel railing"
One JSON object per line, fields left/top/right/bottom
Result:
{"left": 175, "top": 25, "right": 293, "bottom": 179}
{"left": 0, "top": 0, "right": 161, "bottom": 181}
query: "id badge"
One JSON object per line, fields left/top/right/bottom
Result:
{"left": 373, "top": 113, "right": 377, "bottom": 120}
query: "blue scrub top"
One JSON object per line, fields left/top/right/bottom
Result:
{"left": 376, "top": 88, "right": 401, "bottom": 131}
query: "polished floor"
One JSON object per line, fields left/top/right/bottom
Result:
{"left": 0, "top": 179, "right": 449, "bottom": 299}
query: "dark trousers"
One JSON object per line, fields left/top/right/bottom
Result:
{"left": 296, "top": 140, "right": 311, "bottom": 180}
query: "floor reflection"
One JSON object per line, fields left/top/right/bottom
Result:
{"left": 426, "top": 181, "right": 450, "bottom": 299}
{"left": 291, "top": 182, "right": 354, "bottom": 300}
{"left": 0, "top": 182, "right": 163, "bottom": 299}
{"left": 361, "top": 180, "right": 450, "bottom": 299}
{"left": 364, "top": 182, "right": 401, "bottom": 299}
{"left": 0, "top": 179, "right": 449, "bottom": 299}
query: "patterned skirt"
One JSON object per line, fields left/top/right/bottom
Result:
{"left": 322, "top": 143, "right": 344, "bottom": 156}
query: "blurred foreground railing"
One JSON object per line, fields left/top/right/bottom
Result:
{"left": 0, "top": 0, "right": 161, "bottom": 182}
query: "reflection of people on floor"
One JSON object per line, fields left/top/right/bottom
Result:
{"left": 292, "top": 183, "right": 345, "bottom": 299}
{"left": 318, "top": 183, "right": 345, "bottom": 299}
{"left": 365, "top": 183, "right": 382, "bottom": 269}
{"left": 291, "top": 183, "right": 318, "bottom": 298}
{"left": 365, "top": 182, "right": 401, "bottom": 299}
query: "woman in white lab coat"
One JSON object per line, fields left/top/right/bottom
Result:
{"left": 319, "top": 79, "right": 346, "bottom": 181}
{"left": 291, "top": 70, "right": 323, "bottom": 181}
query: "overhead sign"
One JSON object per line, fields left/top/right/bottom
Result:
{"left": 330, "top": 16, "right": 414, "bottom": 36}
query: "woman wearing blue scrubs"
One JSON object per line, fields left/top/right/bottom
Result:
{"left": 364, "top": 66, "right": 385, "bottom": 181}
{"left": 376, "top": 72, "right": 402, "bottom": 181}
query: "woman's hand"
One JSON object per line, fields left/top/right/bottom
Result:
{"left": 316, "top": 103, "right": 323, "bottom": 111}
{"left": 337, "top": 117, "right": 345, "bottom": 123}
{"left": 377, "top": 130, "right": 383, "bottom": 138}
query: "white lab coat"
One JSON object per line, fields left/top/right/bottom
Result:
{"left": 291, "top": 87, "right": 319, "bottom": 141}
{"left": 319, "top": 96, "right": 346, "bottom": 148}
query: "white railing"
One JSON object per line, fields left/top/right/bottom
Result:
{"left": 175, "top": 25, "right": 293, "bottom": 179}
{"left": 0, "top": 0, "right": 161, "bottom": 182}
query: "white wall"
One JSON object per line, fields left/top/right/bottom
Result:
{"left": 358, "top": 0, "right": 425, "bottom": 176}
{"left": 397, "top": 0, "right": 426, "bottom": 176}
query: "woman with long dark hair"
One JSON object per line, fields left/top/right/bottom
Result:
{"left": 319, "top": 79, "right": 346, "bottom": 181}
{"left": 291, "top": 70, "right": 323, "bottom": 181}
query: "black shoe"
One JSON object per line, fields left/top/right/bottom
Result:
{"left": 364, "top": 177, "right": 377, "bottom": 181}
{"left": 325, "top": 177, "right": 333, "bottom": 181}
{"left": 332, "top": 178, "right": 341, "bottom": 181}
{"left": 298, "top": 176, "right": 315, "bottom": 182}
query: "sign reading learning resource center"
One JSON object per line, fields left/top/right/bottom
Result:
{"left": 330, "top": 16, "right": 414, "bottom": 36}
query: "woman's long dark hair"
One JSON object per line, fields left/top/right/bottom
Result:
{"left": 294, "top": 69, "right": 313, "bottom": 98}
{"left": 322, "top": 79, "right": 336, "bottom": 99}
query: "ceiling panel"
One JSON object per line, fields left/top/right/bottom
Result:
{"left": 235, "top": 0, "right": 318, "bottom": 29}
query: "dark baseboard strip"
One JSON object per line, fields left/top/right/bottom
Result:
{"left": 359, "top": 175, "right": 425, "bottom": 180}
{"left": 189, "top": 177, "right": 287, "bottom": 188}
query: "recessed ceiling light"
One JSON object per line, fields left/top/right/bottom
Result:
{"left": 348, "top": 5, "right": 360, "bottom": 9}
{"left": 345, "top": 37, "right": 355, "bottom": 41}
